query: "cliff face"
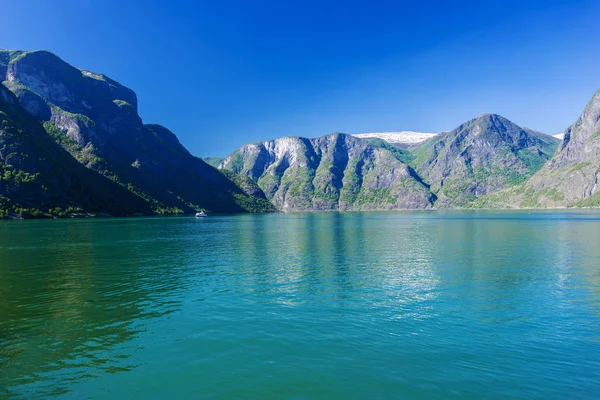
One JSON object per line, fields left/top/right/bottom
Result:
{"left": 1, "top": 50, "right": 274, "bottom": 215}
{"left": 0, "top": 84, "right": 152, "bottom": 218}
{"left": 410, "top": 114, "right": 559, "bottom": 207}
{"left": 525, "top": 90, "right": 600, "bottom": 206}
{"left": 476, "top": 90, "right": 600, "bottom": 208}
{"left": 472, "top": 90, "right": 600, "bottom": 209}
{"left": 3, "top": 48, "right": 599, "bottom": 215}
{"left": 220, "top": 133, "right": 436, "bottom": 212}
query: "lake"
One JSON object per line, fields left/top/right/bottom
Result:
{"left": 1, "top": 211, "right": 600, "bottom": 399}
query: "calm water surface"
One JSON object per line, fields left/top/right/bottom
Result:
{"left": 1, "top": 211, "right": 600, "bottom": 399}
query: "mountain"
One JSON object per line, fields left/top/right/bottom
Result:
{"left": 0, "top": 83, "right": 153, "bottom": 218}
{"left": 354, "top": 129, "right": 562, "bottom": 151}
{"left": 1, "top": 50, "right": 275, "bottom": 216}
{"left": 219, "top": 116, "right": 563, "bottom": 211}
{"left": 202, "top": 157, "right": 224, "bottom": 168}
{"left": 219, "top": 133, "right": 436, "bottom": 212}
{"left": 476, "top": 90, "right": 600, "bottom": 208}
{"left": 352, "top": 131, "right": 436, "bottom": 148}
{"left": 409, "top": 114, "right": 560, "bottom": 207}
{"left": 3, "top": 48, "right": 596, "bottom": 215}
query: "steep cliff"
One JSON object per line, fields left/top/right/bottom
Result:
{"left": 0, "top": 84, "right": 152, "bottom": 218}
{"left": 220, "top": 133, "right": 435, "bottom": 211}
{"left": 1, "top": 50, "right": 274, "bottom": 214}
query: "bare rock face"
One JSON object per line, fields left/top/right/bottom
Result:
{"left": 1, "top": 50, "right": 274, "bottom": 214}
{"left": 220, "top": 133, "right": 436, "bottom": 211}
{"left": 6, "top": 51, "right": 138, "bottom": 114}
{"left": 515, "top": 90, "right": 600, "bottom": 207}
{"left": 410, "top": 114, "right": 560, "bottom": 207}
{"left": 4, "top": 48, "right": 597, "bottom": 214}
{"left": 0, "top": 84, "right": 152, "bottom": 217}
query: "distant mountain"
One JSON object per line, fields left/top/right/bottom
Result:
{"left": 409, "top": 114, "right": 560, "bottom": 207}
{"left": 219, "top": 116, "right": 567, "bottom": 210}
{"left": 476, "top": 90, "right": 600, "bottom": 208}
{"left": 352, "top": 131, "right": 436, "bottom": 148}
{"left": 354, "top": 129, "right": 561, "bottom": 149}
{"left": 202, "top": 157, "right": 224, "bottom": 168}
{"left": 523, "top": 128, "right": 564, "bottom": 142}
{"left": 0, "top": 84, "right": 152, "bottom": 218}
{"left": 219, "top": 133, "right": 436, "bottom": 211}
{"left": 1, "top": 50, "right": 275, "bottom": 217}
{"left": 2, "top": 48, "right": 598, "bottom": 216}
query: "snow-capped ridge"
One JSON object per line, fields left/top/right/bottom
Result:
{"left": 352, "top": 131, "right": 437, "bottom": 146}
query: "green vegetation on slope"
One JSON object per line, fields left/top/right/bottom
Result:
{"left": 0, "top": 85, "right": 153, "bottom": 218}
{"left": 366, "top": 138, "right": 415, "bottom": 164}
{"left": 408, "top": 114, "right": 560, "bottom": 208}
{"left": 201, "top": 157, "right": 224, "bottom": 168}
{"left": 220, "top": 169, "right": 278, "bottom": 212}
{"left": 220, "top": 134, "right": 435, "bottom": 211}
{"left": 1, "top": 49, "right": 276, "bottom": 216}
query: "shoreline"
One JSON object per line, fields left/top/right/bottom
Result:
{"left": 3, "top": 206, "right": 600, "bottom": 221}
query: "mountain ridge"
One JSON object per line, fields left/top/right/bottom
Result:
{"left": 1, "top": 49, "right": 276, "bottom": 217}
{"left": 474, "top": 90, "right": 600, "bottom": 208}
{"left": 352, "top": 127, "right": 561, "bottom": 148}
{"left": 219, "top": 132, "right": 436, "bottom": 212}
{"left": 0, "top": 83, "right": 153, "bottom": 218}
{"left": 2, "top": 48, "right": 599, "bottom": 217}
{"left": 352, "top": 131, "right": 437, "bottom": 148}
{"left": 220, "top": 113, "right": 564, "bottom": 211}
{"left": 409, "top": 113, "right": 560, "bottom": 207}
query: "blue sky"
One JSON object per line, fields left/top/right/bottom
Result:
{"left": 2, "top": 0, "right": 600, "bottom": 157}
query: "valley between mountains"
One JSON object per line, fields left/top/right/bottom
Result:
{"left": 1, "top": 49, "right": 599, "bottom": 218}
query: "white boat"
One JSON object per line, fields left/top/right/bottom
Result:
{"left": 195, "top": 211, "right": 207, "bottom": 218}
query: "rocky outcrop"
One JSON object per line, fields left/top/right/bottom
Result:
{"left": 220, "top": 133, "right": 435, "bottom": 211}
{"left": 532, "top": 90, "right": 600, "bottom": 203}
{"left": 1, "top": 49, "right": 275, "bottom": 214}
{"left": 410, "top": 114, "right": 560, "bottom": 207}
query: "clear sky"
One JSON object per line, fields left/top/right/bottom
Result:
{"left": 2, "top": 0, "right": 600, "bottom": 157}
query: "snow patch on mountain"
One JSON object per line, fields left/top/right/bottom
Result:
{"left": 352, "top": 131, "right": 437, "bottom": 146}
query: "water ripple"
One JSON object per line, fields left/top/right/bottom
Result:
{"left": 1, "top": 211, "right": 600, "bottom": 399}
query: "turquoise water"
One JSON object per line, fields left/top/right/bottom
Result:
{"left": 1, "top": 211, "right": 600, "bottom": 399}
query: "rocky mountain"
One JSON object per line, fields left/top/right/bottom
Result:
{"left": 352, "top": 131, "right": 436, "bottom": 148}
{"left": 1, "top": 50, "right": 275, "bottom": 217}
{"left": 219, "top": 133, "right": 436, "bottom": 211}
{"left": 3, "top": 48, "right": 597, "bottom": 216}
{"left": 354, "top": 129, "right": 563, "bottom": 150}
{"left": 0, "top": 84, "right": 152, "bottom": 218}
{"left": 219, "top": 115, "right": 566, "bottom": 211}
{"left": 476, "top": 90, "right": 600, "bottom": 208}
{"left": 409, "top": 114, "right": 560, "bottom": 207}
